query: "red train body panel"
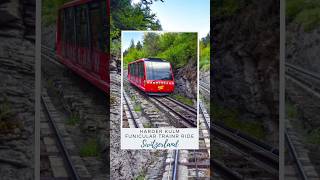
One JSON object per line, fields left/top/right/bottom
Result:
{"left": 128, "top": 58, "right": 175, "bottom": 95}
{"left": 56, "top": 0, "right": 110, "bottom": 93}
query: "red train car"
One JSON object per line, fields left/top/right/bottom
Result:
{"left": 56, "top": 0, "right": 110, "bottom": 93}
{"left": 128, "top": 58, "right": 175, "bottom": 95}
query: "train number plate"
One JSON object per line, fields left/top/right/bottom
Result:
{"left": 158, "top": 85, "right": 164, "bottom": 90}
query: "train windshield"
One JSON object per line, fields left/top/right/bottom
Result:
{"left": 146, "top": 61, "right": 173, "bottom": 80}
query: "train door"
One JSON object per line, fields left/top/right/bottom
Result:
{"left": 138, "top": 62, "right": 144, "bottom": 89}
{"left": 56, "top": 10, "right": 63, "bottom": 56}
{"left": 75, "top": 4, "right": 90, "bottom": 69}
{"left": 133, "top": 63, "right": 137, "bottom": 84}
{"left": 88, "top": 0, "right": 109, "bottom": 81}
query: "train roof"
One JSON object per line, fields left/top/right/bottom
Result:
{"left": 144, "top": 58, "right": 167, "bottom": 62}
{"left": 60, "top": 0, "right": 107, "bottom": 9}
{"left": 129, "top": 58, "right": 168, "bottom": 64}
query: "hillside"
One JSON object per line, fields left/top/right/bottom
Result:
{"left": 211, "top": 0, "right": 279, "bottom": 143}
{"left": 286, "top": 0, "right": 320, "bottom": 73}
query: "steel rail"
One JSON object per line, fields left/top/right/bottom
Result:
{"left": 172, "top": 150, "right": 179, "bottom": 180}
{"left": 194, "top": 149, "right": 199, "bottom": 179}
{"left": 199, "top": 102, "right": 210, "bottom": 131}
{"left": 165, "top": 96, "right": 197, "bottom": 114}
{"left": 213, "top": 122, "right": 278, "bottom": 175}
{"left": 41, "top": 95, "right": 81, "bottom": 180}
{"left": 152, "top": 97, "right": 197, "bottom": 127}
{"left": 285, "top": 131, "right": 308, "bottom": 180}
{"left": 286, "top": 62, "right": 320, "bottom": 81}
{"left": 123, "top": 92, "right": 139, "bottom": 128}
{"left": 211, "top": 159, "right": 243, "bottom": 180}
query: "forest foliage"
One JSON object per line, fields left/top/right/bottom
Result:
{"left": 286, "top": 0, "right": 320, "bottom": 31}
{"left": 200, "top": 34, "right": 210, "bottom": 71}
{"left": 211, "top": 0, "right": 251, "bottom": 18}
{"left": 123, "top": 32, "right": 197, "bottom": 70}
{"left": 111, "top": 0, "right": 163, "bottom": 56}
{"left": 42, "top": 0, "right": 71, "bottom": 25}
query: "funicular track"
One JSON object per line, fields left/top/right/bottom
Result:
{"left": 41, "top": 91, "right": 85, "bottom": 180}
{"left": 286, "top": 62, "right": 320, "bottom": 98}
{"left": 122, "top": 91, "right": 144, "bottom": 128}
{"left": 168, "top": 101, "right": 210, "bottom": 180}
{"left": 285, "top": 63, "right": 320, "bottom": 179}
{"left": 212, "top": 119, "right": 279, "bottom": 179}
{"left": 41, "top": 45, "right": 109, "bottom": 179}
{"left": 151, "top": 96, "right": 197, "bottom": 128}
{"left": 168, "top": 97, "right": 279, "bottom": 179}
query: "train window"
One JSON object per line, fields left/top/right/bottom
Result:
{"left": 142, "top": 62, "right": 145, "bottom": 77}
{"left": 62, "top": 9, "right": 66, "bottom": 43}
{"left": 89, "top": 1, "right": 105, "bottom": 51}
{"left": 64, "top": 8, "right": 75, "bottom": 45}
{"left": 139, "top": 62, "right": 144, "bottom": 77}
{"left": 128, "top": 64, "right": 131, "bottom": 75}
{"left": 131, "top": 63, "right": 135, "bottom": 76}
{"left": 135, "top": 63, "right": 139, "bottom": 77}
{"left": 138, "top": 62, "right": 141, "bottom": 77}
{"left": 131, "top": 64, "right": 133, "bottom": 76}
{"left": 76, "top": 5, "right": 89, "bottom": 47}
{"left": 134, "top": 63, "right": 138, "bottom": 76}
{"left": 59, "top": 10, "right": 64, "bottom": 42}
{"left": 101, "top": 0, "right": 109, "bottom": 52}
{"left": 137, "top": 62, "right": 140, "bottom": 77}
{"left": 146, "top": 62, "right": 173, "bottom": 80}
{"left": 134, "top": 63, "right": 137, "bottom": 76}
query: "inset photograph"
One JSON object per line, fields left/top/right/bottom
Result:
{"left": 121, "top": 31, "right": 199, "bottom": 129}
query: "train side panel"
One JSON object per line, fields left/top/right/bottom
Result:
{"left": 128, "top": 60, "right": 146, "bottom": 91}
{"left": 56, "top": 0, "right": 109, "bottom": 93}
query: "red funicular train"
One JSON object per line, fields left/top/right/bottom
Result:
{"left": 56, "top": 0, "right": 110, "bottom": 93}
{"left": 128, "top": 58, "right": 175, "bottom": 95}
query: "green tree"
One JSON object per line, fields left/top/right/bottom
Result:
{"left": 124, "top": 32, "right": 198, "bottom": 69}
{"left": 143, "top": 32, "right": 160, "bottom": 56}
{"left": 200, "top": 33, "right": 210, "bottom": 71}
{"left": 111, "top": 0, "right": 162, "bottom": 40}
{"left": 42, "top": 0, "right": 73, "bottom": 25}
{"left": 110, "top": 0, "right": 163, "bottom": 56}
{"left": 136, "top": 41, "right": 143, "bottom": 50}
{"left": 129, "top": 39, "right": 135, "bottom": 49}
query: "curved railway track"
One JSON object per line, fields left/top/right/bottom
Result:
{"left": 199, "top": 78, "right": 278, "bottom": 178}
{"left": 41, "top": 91, "right": 82, "bottom": 180}
{"left": 286, "top": 62, "right": 320, "bottom": 98}
{"left": 161, "top": 95, "right": 279, "bottom": 177}
{"left": 200, "top": 81, "right": 210, "bottom": 94}
{"left": 285, "top": 63, "right": 320, "bottom": 179}
{"left": 122, "top": 91, "right": 144, "bottom": 128}
{"left": 169, "top": 101, "right": 210, "bottom": 180}
{"left": 41, "top": 45, "right": 110, "bottom": 179}
{"left": 151, "top": 96, "right": 197, "bottom": 128}
{"left": 285, "top": 131, "right": 308, "bottom": 180}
